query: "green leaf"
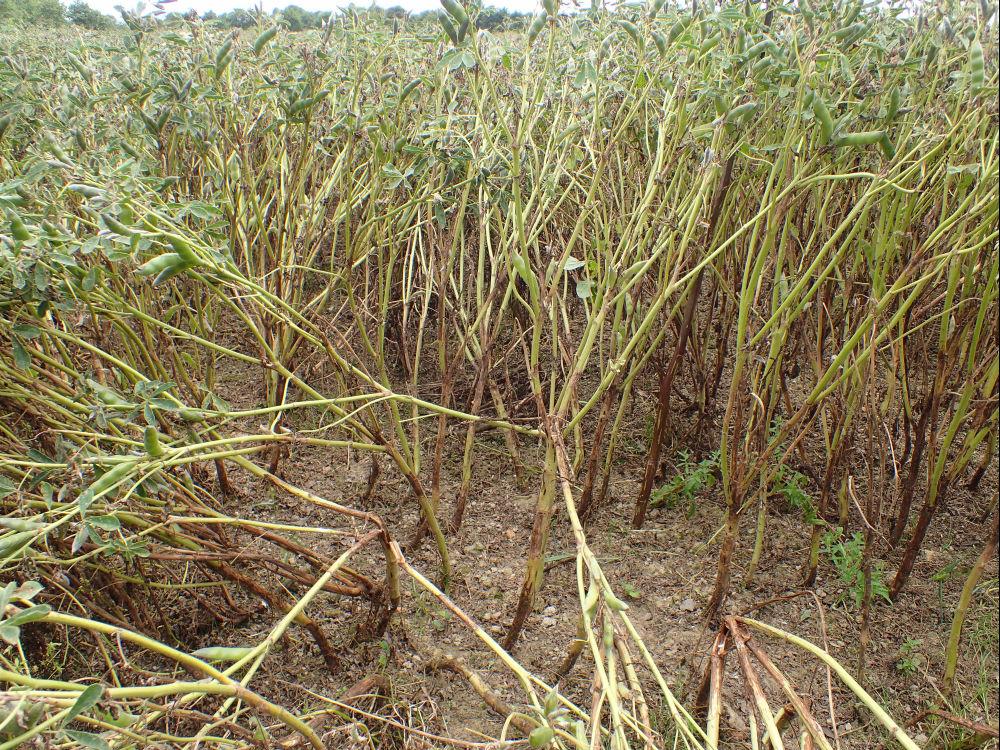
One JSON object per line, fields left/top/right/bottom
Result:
{"left": 72, "top": 525, "right": 90, "bottom": 554}
{"left": 0, "top": 625, "right": 20, "bottom": 645}
{"left": 5, "top": 604, "right": 51, "bottom": 627}
{"left": 88, "top": 515, "right": 121, "bottom": 531}
{"left": 622, "top": 582, "right": 642, "bottom": 599}
{"left": 0, "top": 581, "right": 14, "bottom": 614}
{"left": 65, "top": 684, "right": 105, "bottom": 725}
{"left": 63, "top": 730, "right": 111, "bottom": 750}
{"left": 0, "top": 476, "right": 15, "bottom": 501}
{"left": 12, "top": 340, "right": 31, "bottom": 370}
{"left": 82, "top": 267, "right": 99, "bottom": 292}
{"left": 12, "top": 581, "right": 42, "bottom": 601}
{"left": 382, "top": 164, "right": 406, "bottom": 189}
{"left": 77, "top": 490, "right": 96, "bottom": 514}
{"left": 12, "top": 324, "right": 41, "bottom": 339}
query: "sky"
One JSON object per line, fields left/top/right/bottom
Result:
{"left": 82, "top": 0, "right": 543, "bottom": 16}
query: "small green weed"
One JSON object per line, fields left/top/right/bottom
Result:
{"left": 774, "top": 466, "right": 820, "bottom": 526}
{"left": 822, "top": 527, "right": 891, "bottom": 609}
{"left": 650, "top": 450, "right": 719, "bottom": 518}
{"left": 895, "top": 638, "right": 924, "bottom": 675}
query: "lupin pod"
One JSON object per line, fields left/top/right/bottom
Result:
{"left": 253, "top": 26, "right": 279, "bottom": 55}
{"left": 527, "top": 13, "right": 547, "bottom": 43}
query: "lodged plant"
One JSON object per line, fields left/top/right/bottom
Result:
{"left": 0, "top": 0, "right": 996, "bottom": 747}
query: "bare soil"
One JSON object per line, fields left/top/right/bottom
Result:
{"left": 184, "top": 369, "right": 999, "bottom": 750}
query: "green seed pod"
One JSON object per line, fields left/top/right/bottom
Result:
{"left": 511, "top": 251, "right": 531, "bottom": 285}
{"left": 67, "top": 183, "right": 103, "bottom": 199}
{"left": 527, "top": 13, "right": 547, "bottom": 43}
{"left": 136, "top": 252, "right": 185, "bottom": 277}
{"left": 153, "top": 264, "right": 190, "bottom": 286}
{"left": 177, "top": 408, "right": 206, "bottom": 422}
{"left": 885, "top": 86, "right": 901, "bottom": 121}
{"left": 744, "top": 38, "right": 777, "bottom": 58}
{"left": 606, "top": 592, "right": 629, "bottom": 611}
{"left": 253, "top": 25, "right": 279, "bottom": 55}
{"left": 0, "top": 518, "right": 44, "bottom": 532}
{"left": 215, "top": 37, "right": 233, "bottom": 69}
{"left": 440, "top": 0, "right": 469, "bottom": 24}
{"left": 140, "top": 111, "right": 163, "bottom": 136}
{"left": 699, "top": 32, "right": 722, "bottom": 55}
{"left": 878, "top": 132, "right": 896, "bottom": 159}
{"left": 214, "top": 51, "right": 233, "bottom": 78}
{"left": 439, "top": 12, "right": 459, "bottom": 45}
{"left": 542, "top": 0, "right": 559, "bottom": 18}
{"left": 924, "top": 42, "right": 938, "bottom": 69}
{"left": 583, "top": 580, "right": 600, "bottom": 616}
{"left": 727, "top": 101, "right": 758, "bottom": 124}
{"left": 87, "top": 379, "right": 131, "bottom": 408}
{"left": 713, "top": 95, "right": 728, "bottom": 118}
{"left": 969, "top": 39, "right": 984, "bottom": 91}
{"left": 143, "top": 426, "right": 165, "bottom": 458}
{"left": 10, "top": 216, "right": 30, "bottom": 242}
{"left": 811, "top": 94, "right": 835, "bottom": 143}
{"left": 0, "top": 530, "right": 35, "bottom": 561}
{"left": 833, "top": 22, "right": 864, "bottom": 42}
{"left": 0, "top": 114, "right": 11, "bottom": 141}
{"left": 653, "top": 31, "right": 667, "bottom": 56}
{"left": 87, "top": 460, "right": 137, "bottom": 499}
{"left": 67, "top": 53, "right": 94, "bottom": 83}
{"left": 836, "top": 129, "right": 888, "bottom": 152}
{"left": 616, "top": 19, "right": 641, "bottom": 46}
{"left": 647, "top": 0, "right": 667, "bottom": 18}
{"left": 121, "top": 140, "right": 141, "bottom": 159}
{"left": 668, "top": 16, "right": 691, "bottom": 43}
{"left": 543, "top": 689, "right": 559, "bottom": 715}
{"left": 45, "top": 135, "right": 71, "bottom": 165}
{"left": 192, "top": 646, "right": 254, "bottom": 662}
{"left": 102, "top": 213, "right": 134, "bottom": 237}
{"left": 528, "top": 726, "right": 554, "bottom": 749}
{"left": 400, "top": 78, "right": 422, "bottom": 103}
{"left": 288, "top": 90, "right": 329, "bottom": 116}
{"left": 163, "top": 233, "right": 200, "bottom": 265}
{"left": 752, "top": 55, "right": 773, "bottom": 75}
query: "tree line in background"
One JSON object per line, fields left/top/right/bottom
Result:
{"left": 0, "top": 0, "right": 531, "bottom": 31}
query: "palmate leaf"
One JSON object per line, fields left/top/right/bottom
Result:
{"left": 0, "top": 476, "right": 18, "bottom": 501}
